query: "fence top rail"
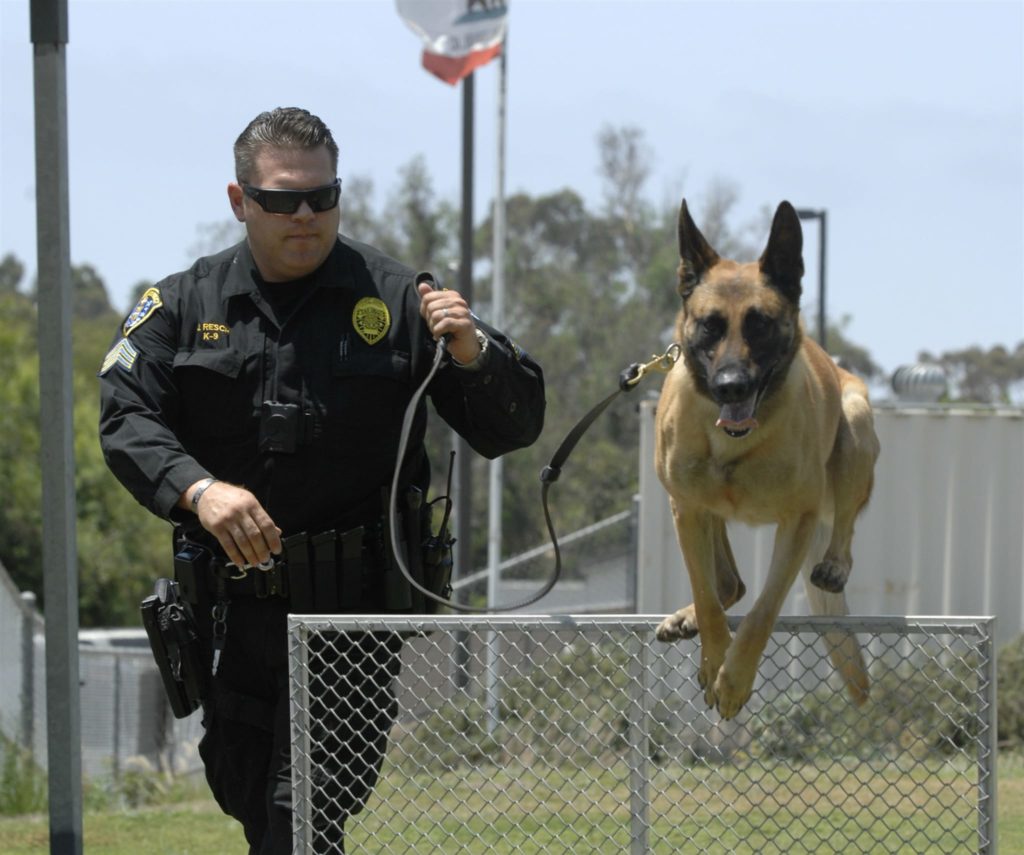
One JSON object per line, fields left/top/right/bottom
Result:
{"left": 287, "top": 613, "right": 995, "bottom": 636}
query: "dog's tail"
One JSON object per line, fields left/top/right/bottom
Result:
{"left": 802, "top": 526, "right": 870, "bottom": 706}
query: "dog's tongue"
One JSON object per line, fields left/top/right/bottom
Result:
{"left": 715, "top": 397, "right": 759, "bottom": 432}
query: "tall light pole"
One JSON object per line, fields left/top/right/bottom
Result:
{"left": 31, "top": 0, "right": 84, "bottom": 851}
{"left": 795, "top": 208, "right": 827, "bottom": 352}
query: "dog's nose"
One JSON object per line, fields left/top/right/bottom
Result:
{"left": 711, "top": 367, "right": 755, "bottom": 403}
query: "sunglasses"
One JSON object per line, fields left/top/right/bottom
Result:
{"left": 241, "top": 179, "right": 341, "bottom": 214}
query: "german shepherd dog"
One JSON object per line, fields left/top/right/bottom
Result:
{"left": 654, "top": 199, "right": 879, "bottom": 719}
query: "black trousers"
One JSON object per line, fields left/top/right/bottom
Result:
{"left": 196, "top": 598, "right": 403, "bottom": 854}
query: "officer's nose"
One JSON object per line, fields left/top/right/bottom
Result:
{"left": 291, "top": 201, "right": 316, "bottom": 220}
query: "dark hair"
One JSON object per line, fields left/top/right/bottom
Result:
{"left": 233, "top": 107, "right": 339, "bottom": 183}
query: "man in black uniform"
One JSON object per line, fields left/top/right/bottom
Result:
{"left": 98, "top": 107, "right": 545, "bottom": 853}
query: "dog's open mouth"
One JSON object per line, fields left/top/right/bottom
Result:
{"left": 715, "top": 396, "right": 759, "bottom": 439}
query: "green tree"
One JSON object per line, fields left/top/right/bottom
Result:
{"left": 71, "top": 264, "right": 114, "bottom": 320}
{"left": 187, "top": 220, "right": 245, "bottom": 263}
{"left": 829, "top": 315, "right": 883, "bottom": 380}
{"left": 0, "top": 253, "right": 25, "bottom": 294}
{"left": 0, "top": 261, "right": 170, "bottom": 626}
{"left": 125, "top": 280, "right": 155, "bottom": 314}
{"left": 597, "top": 124, "right": 656, "bottom": 272}
{"left": 386, "top": 155, "right": 458, "bottom": 271}
{"left": 0, "top": 292, "right": 43, "bottom": 598}
{"left": 340, "top": 174, "right": 387, "bottom": 248}
{"left": 919, "top": 342, "right": 1024, "bottom": 404}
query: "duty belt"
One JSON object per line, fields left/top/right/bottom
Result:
{"left": 174, "top": 518, "right": 413, "bottom": 613}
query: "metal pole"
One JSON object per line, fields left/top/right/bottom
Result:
{"left": 451, "top": 71, "right": 475, "bottom": 691}
{"left": 485, "top": 42, "right": 508, "bottom": 735}
{"left": 486, "top": 43, "right": 507, "bottom": 617}
{"left": 627, "top": 495, "right": 640, "bottom": 610}
{"left": 20, "top": 592, "right": 37, "bottom": 750}
{"left": 817, "top": 210, "right": 827, "bottom": 352}
{"left": 30, "top": 1, "right": 83, "bottom": 851}
{"left": 795, "top": 208, "right": 827, "bottom": 351}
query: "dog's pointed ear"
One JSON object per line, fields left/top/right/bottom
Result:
{"left": 678, "top": 199, "right": 720, "bottom": 301}
{"left": 759, "top": 201, "right": 804, "bottom": 306}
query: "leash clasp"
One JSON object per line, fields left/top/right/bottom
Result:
{"left": 619, "top": 342, "right": 682, "bottom": 391}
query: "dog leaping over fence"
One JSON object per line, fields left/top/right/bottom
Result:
{"left": 654, "top": 199, "right": 880, "bottom": 719}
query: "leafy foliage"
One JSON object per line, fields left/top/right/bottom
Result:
{"left": 919, "top": 342, "right": 1024, "bottom": 404}
{"left": 0, "top": 274, "right": 169, "bottom": 627}
{"left": 998, "top": 634, "right": 1024, "bottom": 747}
{"left": 0, "top": 733, "right": 46, "bottom": 815}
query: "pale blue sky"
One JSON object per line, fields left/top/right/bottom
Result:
{"left": 1, "top": 0, "right": 1021, "bottom": 376}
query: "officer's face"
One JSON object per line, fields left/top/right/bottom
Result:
{"left": 227, "top": 145, "right": 341, "bottom": 282}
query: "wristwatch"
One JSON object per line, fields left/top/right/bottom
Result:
{"left": 452, "top": 328, "right": 489, "bottom": 370}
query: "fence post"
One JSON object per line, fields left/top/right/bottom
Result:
{"left": 628, "top": 495, "right": 640, "bottom": 610}
{"left": 289, "top": 619, "right": 313, "bottom": 853}
{"left": 484, "top": 628, "right": 501, "bottom": 736}
{"left": 19, "top": 591, "right": 37, "bottom": 749}
{"left": 626, "top": 627, "right": 650, "bottom": 854}
{"left": 979, "top": 617, "right": 998, "bottom": 854}
{"left": 112, "top": 654, "right": 122, "bottom": 781}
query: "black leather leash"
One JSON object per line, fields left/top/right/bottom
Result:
{"left": 538, "top": 344, "right": 682, "bottom": 593}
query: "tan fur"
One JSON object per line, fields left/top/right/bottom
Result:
{"left": 654, "top": 200, "right": 879, "bottom": 719}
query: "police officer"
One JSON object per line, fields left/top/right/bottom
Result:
{"left": 98, "top": 107, "right": 545, "bottom": 853}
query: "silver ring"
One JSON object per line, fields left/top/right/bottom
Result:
{"left": 443, "top": 307, "right": 450, "bottom": 318}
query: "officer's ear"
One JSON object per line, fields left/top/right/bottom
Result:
{"left": 227, "top": 183, "right": 246, "bottom": 223}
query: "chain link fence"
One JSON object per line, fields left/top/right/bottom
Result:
{"left": 288, "top": 614, "right": 996, "bottom": 854}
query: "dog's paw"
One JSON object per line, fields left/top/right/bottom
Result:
{"left": 655, "top": 606, "right": 699, "bottom": 642}
{"left": 697, "top": 641, "right": 731, "bottom": 709}
{"left": 700, "top": 665, "right": 721, "bottom": 708}
{"left": 713, "top": 668, "right": 753, "bottom": 720}
{"left": 810, "top": 559, "right": 848, "bottom": 593}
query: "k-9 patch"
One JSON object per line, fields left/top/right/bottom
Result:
{"left": 99, "top": 337, "right": 138, "bottom": 376}
{"left": 123, "top": 287, "right": 162, "bottom": 336}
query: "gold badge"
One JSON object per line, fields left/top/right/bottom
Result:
{"left": 352, "top": 297, "right": 390, "bottom": 345}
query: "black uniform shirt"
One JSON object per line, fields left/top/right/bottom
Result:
{"left": 98, "top": 236, "right": 545, "bottom": 539}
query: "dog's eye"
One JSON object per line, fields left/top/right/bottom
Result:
{"left": 744, "top": 311, "right": 773, "bottom": 342}
{"left": 698, "top": 314, "right": 725, "bottom": 340}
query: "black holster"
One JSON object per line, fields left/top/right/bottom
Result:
{"left": 141, "top": 577, "right": 209, "bottom": 718}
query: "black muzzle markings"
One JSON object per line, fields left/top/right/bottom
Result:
{"left": 691, "top": 307, "right": 789, "bottom": 439}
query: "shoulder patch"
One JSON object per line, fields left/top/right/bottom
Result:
{"left": 352, "top": 297, "right": 391, "bottom": 345}
{"left": 123, "top": 287, "right": 163, "bottom": 336}
{"left": 99, "top": 337, "right": 138, "bottom": 376}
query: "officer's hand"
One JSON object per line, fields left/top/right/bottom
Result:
{"left": 417, "top": 282, "right": 482, "bottom": 366}
{"left": 186, "top": 480, "right": 283, "bottom": 567}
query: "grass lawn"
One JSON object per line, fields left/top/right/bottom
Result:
{"left": 1, "top": 758, "right": 1021, "bottom": 854}
{"left": 999, "top": 760, "right": 1024, "bottom": 853}
{"left": 0, "top": 800, "right": 246, "bottom": 855}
